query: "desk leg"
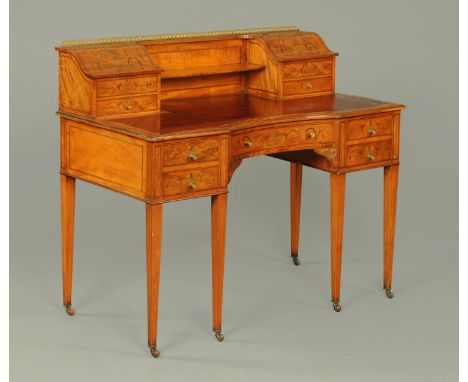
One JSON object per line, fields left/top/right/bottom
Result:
{"left": 330, "top": 173, "right": 346, "bottom": 312}
{"left": 61, "top": 174, "right": 76, "bottom": 317}
{"left": 383, "top": 165, "right": 399, "bottom": 299}
{"left": 290, "top": 163, "right": 303, "bottom": 266}
{"left": 211, "top": 193, "right": 227, "bottom": 342}
{"left": 146, "top": 203, "right": 163, "bottom": 358}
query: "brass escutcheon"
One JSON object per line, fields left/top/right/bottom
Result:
{"left": 188, "top": 153, "right": 198, "bottom": 161}
{"left": 368, "top": 128, "right": 377, "bottom": 136}
{"left": 367, "top": 153, "right": 376, "bottom": 161}
{"left": 124, "top": 104, "right": 133, "bottom": 110}
{"left": 243, "top": 140, "right": 252, "bottom": 147}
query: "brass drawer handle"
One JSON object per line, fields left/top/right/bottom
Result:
{"left": 367, "top": 153, "right": 376, "bottom": 161}
{"left": 188, "top": 181, "right": 197, "bottom": 190}
{"left": 368, "top": 128, "right": 377, "bottom": 136}
{"left": 188, "top": 153, "right": 198, "bottom": 161}
{"left": 124, "top": 104, "right": 133, "bottom": 110}
{"left": 243, "top": 140, "right": 253, "bottom": 147}
{"left": 305, "top": 82, "right": 313, "bottom": 89}
{"left": 307, "top": 129, "right": 317, "bottom": 139}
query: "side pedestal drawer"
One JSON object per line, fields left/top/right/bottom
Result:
{"left": 347, "top": 114, "right": 394, "bottom": 141}
{"left": 163, "top": 138, "right": 220, "bottom": 167}
{"left": 162, "top": 166, "right": 219, "bottom": 198}
{"left": 346, "top": 140, "right": 392, "bottom": 167}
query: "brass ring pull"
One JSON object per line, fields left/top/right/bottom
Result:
{"left": 124, "top": 104, "right": 133, "bottom": 110}
{"left": 367, "top": 153, "right": 376, "bottom": 161}
{"left": 188, "top": 153, "right": 198, "bottom": 161}
{"left": 308, "top": 129, "right": 317, "bottom": 139}
{"left": 243, "top": 140, "right": 252, "bottom": 147}
{"left": 368, "top": 128, "right": 377, "bottom": 136}
{"left": 188, "top": 181, "right": 197, "bottom": 190}
{"left": 305, "top": 82, "right": 313, "bottom": 89}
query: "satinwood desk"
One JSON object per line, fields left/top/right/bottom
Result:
{"left": 56, "top": 26, "right": 405, "bottom": 358}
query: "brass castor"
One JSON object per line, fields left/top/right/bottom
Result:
{"left": 64, "top": 304, "right": 75, "bottom": 316}
{"left": 214, "top": 330, "right": 224, "bottom": 342}
{"left": 292, "top": 255, "right": 300, "bottom": 266}
{"left": 384, "top": 288, "right": 394, "bottom": 299}
{"left": 149, "top": 345, "right": 160, "bottom": 358}
{"left": 332, "top": 301, "right": 342, "bottom": 312}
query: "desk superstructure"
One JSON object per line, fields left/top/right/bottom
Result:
{"left": 56, "top": 27, "right": 404, "bottom": 358}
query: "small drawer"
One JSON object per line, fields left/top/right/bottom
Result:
{"left": 95, "top": 94, "right": 158, "bottom": 117}
{"left": 346, "top": 140, "right": 392, "bottom": 167}
{"left": 283, "top": 59, "right": 333, "bottom": 79}
{"left": 163, "top": 138, "right": 219, "bottom": 167}
{"left": 347, "top": 114, "right": 394, "bottom": 141}
{"left": 231, "top": 122, "right": 336, "bottom": 157}
{"left": 283, "top": 77, "right": 333, "bottom": 96}
{"left": 162, "top": 166, "right": 219, "bottom": 197}
{"left": 96, "top": 76, "right": 158, "bottom": 98}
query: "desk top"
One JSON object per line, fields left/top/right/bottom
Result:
{"left": 59, "top": 93, "right": 404, "bottom": 141}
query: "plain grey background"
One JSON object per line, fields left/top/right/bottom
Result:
{"left": 10, "top": 0, "right": 458, "bottom": 381}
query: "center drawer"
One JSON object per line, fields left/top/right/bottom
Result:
{"left": 231, "top": 122, "right": 337, "bottom": 158}
{"left": 163, "top": 138, "right": 220, "bottom": 167}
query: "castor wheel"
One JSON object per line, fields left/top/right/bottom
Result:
{"left": 214, "top": 330, "right": 224, "bottom": 342}
{"left": 384, "top": 288, "right": 394, "bottom": 299}
{"left": 292, "top": 255, "right": 300, "bottom": 266}
{"left": 332, "top": 301, "right": 342, "bottom": 312}
{"left": 149, "top": 346, "right": 160, "bottom": 358}
{"left": 64, "top": 304, "right": 75, "bottom": 316}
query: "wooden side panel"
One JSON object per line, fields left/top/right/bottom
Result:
{"left": 393, "top": 111, "right": 401, "bottom": 159}
{"left": 247, "top": 41, "right": 280, "bottom": 98}
{"left": 59, "top": 53, "right": 93, "bottom": 115}
{"left": 63, "top": 120, "right": 147, "bottom": 198}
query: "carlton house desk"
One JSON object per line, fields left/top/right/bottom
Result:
{"left": 56, "top": 26, "right": 405, "bottom": 358}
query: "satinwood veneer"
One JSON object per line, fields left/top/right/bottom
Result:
{"left": 56, "top": 26, "right": 405, "bottom": 358}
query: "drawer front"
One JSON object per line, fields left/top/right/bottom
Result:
{"left": 346, "top": 140, "right": 392, "bottom": 167}
{"left": 347, "top": 114, "right": 394, "bottom": 141}
{"left": 231, "top": 122, "right": 336, "bottom": 157}
{"left": 283, "top": 59, "right": 333, "bottom": 79}
{"left": 96, "top": 76, "right": 158, "bottom": 98}
{"left": 162, "top": 166, "right": 219, "bottom": 197}
{"left": 163, "top": 138, "right": 219, "bottom": 167}
{"left": 96, "top": 94, "right": 158, "bottom": 117}
{"left": 283, "top": 77, "right": 333, "bottom": 96}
